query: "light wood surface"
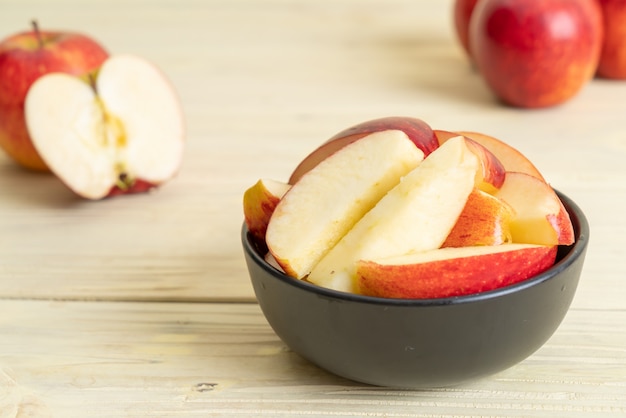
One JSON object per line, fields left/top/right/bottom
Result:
{"left": 1, "top": 0, "right": 625, "bottom": 416}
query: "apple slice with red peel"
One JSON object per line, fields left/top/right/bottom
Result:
{"left": 433, "top": 131, "right": 505, "bottom": 193}
{"left": 288, "top": 116, "right": 439, "bottom": 184}
{"left": 266, "top": 130, "right": 424, "bottom": 279}
{"left": 307, "top": 136, "right": 481, "bottom": 293}
{"left": 442, "top": 188, "right": 514, "bottom": 248}
{"left": 436, "top": 129, "right": 545, "bottom": 181}
{"left": 357, "top": 244, "right": 558, "bottom": 299}
{"left": 463, "top": 136, "right": 506, "bottom": 193}
{"left": 24, "top": 54, "right": 185, "bottom": 200}
{"left": 495, "top": 172, "right": 575, "bottom": 245}
{"left": 243, "top": 178, "right": 290, "bottom": 243}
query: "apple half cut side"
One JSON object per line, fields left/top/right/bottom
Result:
{"left": 307, "top": 136, "right": 481, "bottom": 293}
{"left": 243, "top": 178, "right": 291, "bottom": 243}
{"left": 495, "top": 171, "right": 575, "bottom": 246}
{"left": 357, "top": 243, "right": 558, "bottom": 299}
{"left": 288, "top": 116, "right": 439, "bottom": 184}
{"left": 441, "top": 188, "right": 514, "bottom": 248}
{"left": 25, "top": 54, "right": 185, "bottom": 200}
{"left": 266, "top": 130, "right": 424, "bottom": 279}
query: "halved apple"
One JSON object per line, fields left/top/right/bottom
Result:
{"left": 435, "top": 129, "right": 545, "bottom": 181}
{"left": 442, "top": 188, "right": 514, "bottom": 248}
{"left": 243, "top": 178, "right": 291, "bottom": 243}
{"left": 495, "top": 172, "right": 575, "bottom": 245}
{"left": 357, "top": 244, "right": 558, "bottom": 299}
{"left": 307, "top": 136, "right": 482, "bottom": 293}
{"left": 25, "top": 54, "right": 185, "bottom": 200}
{"left": 288, "top": 116, "right": 439, "bottom": 184}
{"left": 266, "top": 130, "right": 424, "bottom": 279}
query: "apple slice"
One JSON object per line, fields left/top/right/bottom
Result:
{"left": 288, "top": 116, "right": 439, "bottom": 184}
{"left": 24, "top": 54, "right": 185, "bottom": 200}
{"left": 495, "top": 172, "right": 575, "bottom": 245}
{"left": 266, "top": 130, "right": 424, "bottom": 279}
{"left": 357, "top": 244, "right": 558, "bottom": 299}
{"left": 243, "top": 178, "right": 291, "bottom": 243}
{"left": 307, "top": 136, "right": 481, "bottom": 293}
{"left": 435, "top": 129, "right": 545, "bottom": 181}
{"left": 442, "top": 188, "right": 514, "bottom": 248}
{"left": 433, "top": 131, "right": 505, "bottom": 193}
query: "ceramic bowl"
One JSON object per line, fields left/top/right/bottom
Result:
{"left": 242, "top": 191, "right": 589, "bottom": 388}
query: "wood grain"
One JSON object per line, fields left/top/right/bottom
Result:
{"left": 1, "top": 300, "right": 624, "bottom": 417}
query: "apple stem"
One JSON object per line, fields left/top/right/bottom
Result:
{"left": 31, "top": 20, "right": 44, "bottom": 49}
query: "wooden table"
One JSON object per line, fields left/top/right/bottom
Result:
{"left": 1, "top": 0, "right": 625, "bottom": 416}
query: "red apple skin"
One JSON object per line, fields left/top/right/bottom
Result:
{"left": 597, "top": 0, "right": 626, "bottom": 79}
{"left": 106, "top": 179, "right": 156, "bottom": 198}
{"left": 469, "top": 0, "right": 603, "bottom": 108}
{"left": 441, "top": 188, "right": 513, "bottom": 248}
{"left": 0, "top": 24, "right": 109, "bottom": 171}
{"left": 453, "top": 0, "right": 480, "bottom": 59}
{"left": 288, "top": 116, "right": 439, "bottom": 184}
{"left": 357, "top": 245, "right": 558, "bottom": 299}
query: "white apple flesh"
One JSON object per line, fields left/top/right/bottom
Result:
{"left": 307, "top": 136, "right": 481, "bottom": 293}
{"left": 24, "top": 54, "right": 185, "bottom": 199}
{"left": 266, "top": 130, "right": 424, "bottom": 279}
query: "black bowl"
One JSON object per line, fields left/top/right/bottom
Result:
{"left": 242, "top": 191, "right": 589, "bottom": 388}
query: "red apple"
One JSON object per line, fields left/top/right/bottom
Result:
{"left": 25, "top": 54, "right": 185, "bottom": 200}
{"left": 441, "top": 188, "right": 514, "bottom": 248}
{"left": 0, "top": 21, "right": 109, "bottom": 171}
{"left": 288, "top": 116, "right": 439, "bottom": 184}
{"left": 453, "top": 0, "right": 480, "bottom": 59}
{"left": 597, "top": 0, "right": 626, "bottom": 79}
{"left": 469, "top": 0, "right": 603, "bottom": 108}
{"left": 357, "top": 244, "right": 558, "bottom": 299}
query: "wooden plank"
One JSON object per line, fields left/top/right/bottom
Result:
{"left": 0, "top": 299, "right": 624, "bottom": 417}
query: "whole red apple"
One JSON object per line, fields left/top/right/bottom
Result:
{"left": 453, "top": 0, "right": 480, "bottom": 59}
{"left": 597, "top": 0, "right": 626, "bottom": 79}
{"left": 0, "top": 22, "right": 109, "bottom": 171}
{"left": 469, "top": 0, "right": 603, "bottom": 108}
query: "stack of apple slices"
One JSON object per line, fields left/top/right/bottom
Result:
{"left": 243, "top": 117, "right": 575, "bottom": 299}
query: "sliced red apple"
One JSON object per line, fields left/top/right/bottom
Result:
{"left": 435, "top": 129, "right": 545, "bottom": 181}
{"left": 25, "top": 54, "right": 185, "bottom": 200}
{"left": 442, "top": 188, "right": 514, "bottom": 248}
{"left": 243, "top": 178, "right": 291, "bottom": 243}
{"left": 357, "top": 244, "right": 558, "bottom": 299}
{"left": 307, "top": 136, "right": 481, "bottom": 293}
{"left": 495, "top": 172, "right": 575, "bottom": 245}
{"left": 433, "top": 131, "right": 505, "bottom": 193}
{"left": 266, "top": 129, "right": 424, "bottom": 279}
{"left": 288, "top": 116, "right": 439, "bottom": 184}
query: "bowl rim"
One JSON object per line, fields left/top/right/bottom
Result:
{"left": 242, "top": 189, "right": 589, "bottom": 307}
